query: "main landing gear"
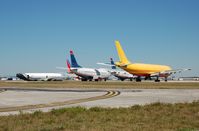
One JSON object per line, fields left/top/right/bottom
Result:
{"left": 165, "top": 77, "right": 168, "bottom": 82}
{"left": 154, "top": 76, "right": 168, "bottom": 82}
{"left": 155, "top": 76, "right": 160, "bottom": 82}
{"left": 136, "top": 77, "right": 142, "bottom": 82}
{"left": 135, "top": 76, "right": 168, "bottom": 82}
{"left": 81, "top": 78, "right": 88, "bottom": 81}
{"left": 155, "top": 79, "right": 160, "bottom": 82}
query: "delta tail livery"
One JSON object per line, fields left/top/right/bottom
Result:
{"left": 114, "top": 41, "right": 191, "bottom": 82}
{"left": 67, "top": 50, "right": 111, "bottom": 81}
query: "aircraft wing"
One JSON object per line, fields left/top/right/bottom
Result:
{"left": 161, "top": 68, "right": 191, "bottom": 74}
{"left": 150, "top": 68, "right": 191, "bottom": 77}
{"left": 56, "top": 67, "right": 80, "bottom": 70}
{"left": 56, "top": 67, "right": 68, "bottom": 70}
{"left": 56, "top": 67, "right": 79, "bottom": 74}
{"left": 97, "top": 62, "right": 115, "bottom": 67}
{"left": 97, "top": 62, "right": 131, "bottom": 68}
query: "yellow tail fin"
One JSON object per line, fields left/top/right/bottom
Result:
{"left": 115, "top": 40, "right": 130, "bottom": 64}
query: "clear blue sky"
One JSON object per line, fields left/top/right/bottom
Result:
{"left": 0, "top": 0, "right": 199, "bottom": 76}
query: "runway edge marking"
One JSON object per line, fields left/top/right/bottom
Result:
{"left": 0, "top": 90, "right": 120, "bottom": 112}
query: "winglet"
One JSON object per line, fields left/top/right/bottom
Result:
{"left": 115, "top": 40, "right": 130, "bottom": 64}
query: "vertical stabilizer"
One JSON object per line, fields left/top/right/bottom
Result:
{"left": 70, "top": 50, "right": 82, "bottom": 68}
{"left": 110, "top": 58, "right": 116, "bottom": 69}
{"left": 66, "top": 59, "right": 72, "bottom": 73}
{"left": 115, "top": 41, "right": 130, "bottom": 64}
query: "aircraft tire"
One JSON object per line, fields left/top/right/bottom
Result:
{"left": 136, "top": 78, "right": 141, "bottom": 82}
{"left": 155, "top": 79, "right": 160, "bottom": 82}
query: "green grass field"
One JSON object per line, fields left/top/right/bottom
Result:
{"left": 0, "top": 102, "right": 199, "bottom": 131}
{"left": 0, "top": 80, "right": 199, "bottom": 89}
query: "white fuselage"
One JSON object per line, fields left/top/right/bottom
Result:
{"left": 111, "top": 70, "right": 135, "bottom": 80}
{"left": 71, "top": 68, "right": 111, "bottom": 80}
{"left": 98, "top": 68, "right": 111, "bottom": 79}
{"left": 16, "top": 73, "right": 65, "bottom": 81}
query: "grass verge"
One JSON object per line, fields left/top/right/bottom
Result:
{"left": 0, "top": 101, "right": 199, "bottom": 131}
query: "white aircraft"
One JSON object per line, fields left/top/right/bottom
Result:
{"left": 98, "top": 58, "right": 136, "bottom": 81}
{"left": 66, "top": 50, "right": 111, "bottom": 81}
{"left": 16, "top": 73, "right": 66, "bottom": 81}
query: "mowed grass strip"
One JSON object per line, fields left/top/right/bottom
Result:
{"left": 0, "top": 102, "right": 199, "bottom": 131}
{"left": 0, "top": 81, "right": 199, "bottom": 89}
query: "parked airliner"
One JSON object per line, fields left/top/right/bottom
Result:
{"left": 114, "top": 41, "right": 191, "bottom": 82}
{"left": 67, "top": 50, "right": 111, "bottom": 81}
{"left": 98, "top": 58, "right": 135, "bottom": 81}
{"left": 16, "top": 73, "right": 66, "bottom": 81}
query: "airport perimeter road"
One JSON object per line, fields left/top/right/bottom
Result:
{"left": 0, "top": 87, "right": 199, "bottom": 115}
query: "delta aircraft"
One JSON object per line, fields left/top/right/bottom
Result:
{"left": 114, "top": 41, "right": 191, "bottom": 82}
{"left": 66, "top": 50, "right": 111, "bottom": 81}
{"left": 98, "top": 58, "right": 135, "bottom": 81}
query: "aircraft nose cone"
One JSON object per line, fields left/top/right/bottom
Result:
{"left": 16, "top": 73, "right": 28, "bottom": 80}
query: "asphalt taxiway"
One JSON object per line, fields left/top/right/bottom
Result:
{"left": 0, "top": 87, "right": 199, "bottom": 116}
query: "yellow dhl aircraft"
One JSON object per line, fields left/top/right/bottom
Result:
{"left": 114, "top": 41, "right": 191, "bottom": 82}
